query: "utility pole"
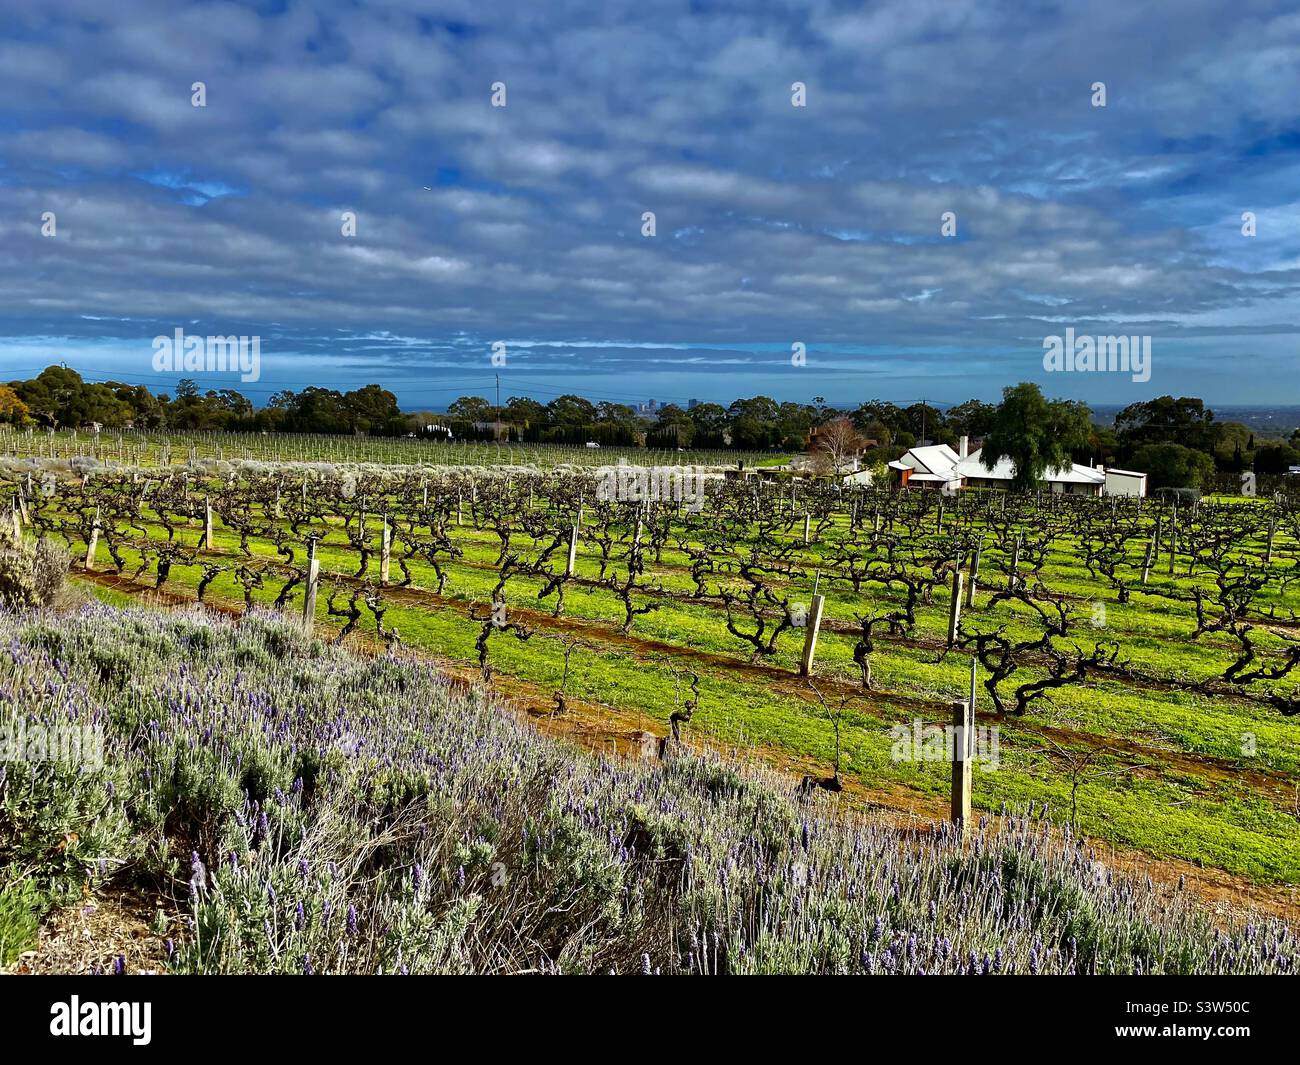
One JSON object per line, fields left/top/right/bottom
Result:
{"left": 495, "top": 373, "right": 501, "bottom": 443}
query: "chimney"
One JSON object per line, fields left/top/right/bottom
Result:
{"left": 959, "top": 435, "right": 969, "bottom": 460}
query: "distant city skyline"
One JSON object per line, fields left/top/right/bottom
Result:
{"left": 3, "top": 1, "right": 1299, "bottom": 406}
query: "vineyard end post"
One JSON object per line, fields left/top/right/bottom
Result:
{"left": 799, "top": 594, "right": 825, "bottom": 676}
{"left": 947, "top": 570, "right": 964, "bottom": 646}
{"left": 84, "top": 508, "right": 101, "bottom": 571}
{"left": 950, "top": 698, "right": 973, "bottom": 841}
{"left": 566, "top": 523, "right": 579, "bottom": 577}
{"left": 303, "top": 539, "right": 320, "bottom": 634}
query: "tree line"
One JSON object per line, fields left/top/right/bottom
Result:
{"left": 2, "top": 366, "right": 1298, "bottom": 489}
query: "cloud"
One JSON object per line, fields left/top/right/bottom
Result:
{"left": 1, "top": 0, "right": 1299, "bottom": 405}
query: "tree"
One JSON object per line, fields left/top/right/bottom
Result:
{"left": 448, "top": 395, "right": 495, "bottom": 422}
{"left": 1130, "top": 442, "right": 1217, "bottom": 490}
{"left": 808, "top": 417, "right": 866, "bottom": 476}
{"left": 944, "top": 399, "right": 996, "bottom": 438}
{"left": 775, "top": 401, "right": 818, "bottom": 450}
{"left": 343, "top": 384, "right": 401, "bottom": 434}
{"left": 649, "top": 404, "right": 694, "bottom": 448}
{"left": 903, "top": 402, "right": 946, "bottom": 444}
{"left": 505, "top": 396, "right": 546, "bottom": 432}
{"left": 1115, "top": 396, "right": 1222, "bottom": 457}
{"left": 852, "top": 401, "right": 907, "bottom": 440}
{"left": 688, "top": 402, "right": 728, "bottom": 447}
{"left": 1253, "top": 443, "right": 1300, "bottom": 475}
{"left": 726, "top": 396, "right": 782, "bottom": 450}
{"left": 0, "top": 385, "right": 30, "bottom": 425}
{"left": 545, "top": 394, "right": 597, "bottom": 427}
{"left": 980, "top": 383, "right": 1092, "bottom": 490}
{"left": 1079, "top": 422, "right": 1119, "bottom": 466}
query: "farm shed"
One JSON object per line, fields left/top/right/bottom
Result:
{"left": 1103, "top": 468, "right": 1147, "bottom": 497}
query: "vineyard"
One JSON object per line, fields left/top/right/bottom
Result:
{"left": 5, "top": 450, "right": 1300, "bottom": 899}
{"left": 0, "top": 426, "right": 784, "bottom": 472}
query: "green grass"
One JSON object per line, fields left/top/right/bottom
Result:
{"left": 38, "top": 485, "right": 1300, "bottom": 886}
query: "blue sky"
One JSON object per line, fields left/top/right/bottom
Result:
{"left": 2, "top": 0, "right": 1299, "bottom": 410}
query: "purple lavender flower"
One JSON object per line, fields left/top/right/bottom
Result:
{"left": 347, "top": 904, "right": 359, "bottom": 936}
{"left": 188, "top": 851, "right": 206, "bottom": 900}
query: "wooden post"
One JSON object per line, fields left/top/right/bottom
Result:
{"left": 1151, "top": 514, "right": 1162, "bottom": 566}
{"left": 799, "top": 593, "right": 825, "bottom": 676}
{"left": 1267, "top": 516, "right": 1276, "bottom": 564}
{"left": 1167, "top": 504, "right": 1177, "bottom": 576}
{"left": 203, "top": 499, "right": 214, "bottom": 551}
{"left": 302, "top": 541, "right": 320, "bottom": 633}
{"left": 967, "top": 542, "right": 981, "bottom": 607}
{"left": 457, "top": 491, "right": 463, "bottom": 526}
{"left": 947, "top": 569, "right": 964, "bottom": 646}
{"left": 379, "top": 516, "right": 391, "bottom": 585}
{"left": 950, "top": 697, "right": 973, "bottom": 840}
{"left": 1141, "top": 534, "right": 1155, "bottom": 585}
{"left": 11, "top": 499, "right": 22, "bottom": 541}
{"left": 1010, "top": 535, "right": 1021, "bottom": 589}
{"left": 566, "top": 524, "right": 579, "bottom": 577}
{"left": 803, "top": 512, "right": 811, "bottom": 545}
{"left": 84, "top": 509, "right": 100, "bottom": 571}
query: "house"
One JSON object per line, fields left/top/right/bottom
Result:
{"left": 888, "top": 443, "right": 963, "bottom": 492}
{"left": 1103, "top": 468, "right": 1148, "bottom": 497}
{"left": 953, "top": 447, "right": 1106, "bottom": 496}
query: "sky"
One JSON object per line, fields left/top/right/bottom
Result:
{"left": 2, "top": 0, "right": 1299, "bottom": 412}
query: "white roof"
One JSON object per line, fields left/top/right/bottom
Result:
{"left": 955, "top": 448, "right": 1104, "bottom": 485}
{"left": 1105, "top": 468, "right": 1147, "bottom": 479}
{"left": 895, "top": 444, "right": 961, "bottom": 478}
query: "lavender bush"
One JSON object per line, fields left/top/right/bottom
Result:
{"left": 1, "top": 604, "right": 1294, "bottom": 974}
